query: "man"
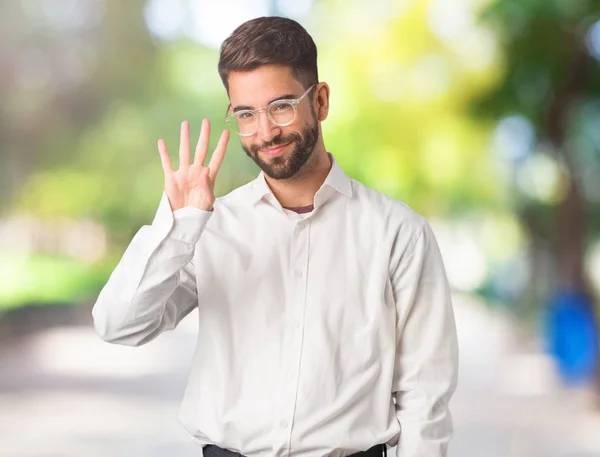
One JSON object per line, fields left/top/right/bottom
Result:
{"left": 92, "top": 16, "right": 458, "bottom": 457}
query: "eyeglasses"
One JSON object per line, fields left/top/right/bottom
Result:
{"left": 224, "top": 84, "right": 316, "bottom": 137}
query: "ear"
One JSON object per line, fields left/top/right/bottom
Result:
{"left": 314, "top": 82, "right": 330, "bottom": 121}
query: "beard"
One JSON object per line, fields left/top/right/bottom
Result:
{"left": 242, "top": 118, "right": 319, "bottom": 180}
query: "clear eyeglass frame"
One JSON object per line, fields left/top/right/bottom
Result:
{"left": 224, "top": 84, "right": 316, "bottom": 137}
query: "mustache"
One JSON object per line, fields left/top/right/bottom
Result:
{"left": 249, "top": 132, "right": 301, "bottom": 154}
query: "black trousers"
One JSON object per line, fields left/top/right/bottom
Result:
{"left": 203, "top": 443, "right": 387, "bottom": 457}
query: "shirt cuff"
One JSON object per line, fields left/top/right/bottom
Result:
{"left": 168, "top": 206, "right": 213, "bottom": 244}
{"left": 173, "top": 206, "right": 212, "bottom": 219}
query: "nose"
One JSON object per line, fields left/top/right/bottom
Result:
{"left": 256, "top": 110, "right": 282, "bottom": 143}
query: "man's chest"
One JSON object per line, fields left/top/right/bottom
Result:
{"left": 193, "top": 214, "right": 394, "bottom": 318}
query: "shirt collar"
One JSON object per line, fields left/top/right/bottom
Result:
{"left": 248, "top": 153, "right": 353, "bottom": 205}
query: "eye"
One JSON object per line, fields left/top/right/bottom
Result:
{"left": 237, "top": 111, "right": 254, "bottom": 120}
{"left": 270, "top": 102, "right": 294, "bottom": 112}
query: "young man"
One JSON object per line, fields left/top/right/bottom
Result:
{"left": 92, "top": 16, "right": 458, "bottom": 457}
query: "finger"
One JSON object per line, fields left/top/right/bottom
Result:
{"left": 194, "top": 118, "right": 210, "bottom": 166}
{"left": 179, "top": 120, "right": 191, "bottom": 169}
{"left": 158, "top": 139, "right": 174, "bottom": 175}
{"left": 208, "top": 129, "right": 230, "bottom": 183}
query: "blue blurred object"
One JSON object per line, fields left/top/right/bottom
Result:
{"left": 545, "top": 289, "right": 600, "bottom": 385}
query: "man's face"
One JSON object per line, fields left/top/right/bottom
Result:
{"left": 227, "top": 65, "right": 319, "bottom": 180}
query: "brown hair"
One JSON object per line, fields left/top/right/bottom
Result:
{"left": 218, "top": 16, "right": 318, "bottom": 92}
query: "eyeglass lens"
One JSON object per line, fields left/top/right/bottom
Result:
{"left": 230, "top": 101, "right": 296, "bottom": 135}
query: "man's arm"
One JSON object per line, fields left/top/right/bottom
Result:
{"left": 389, "top": 219, "right": 459, "bottom": 457}
{"left": 92, "top": 192, "right": 211, "bottom": 346}
{"left": 93, "top": 119, "right": 228, "bottom": 346}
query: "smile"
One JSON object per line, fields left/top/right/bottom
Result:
{"left": 260, "top": 142, "right": 292, "bottom": 157}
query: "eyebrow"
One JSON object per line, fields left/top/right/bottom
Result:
{"left": 232, "top": 93, "right": 298, "bottom": 113}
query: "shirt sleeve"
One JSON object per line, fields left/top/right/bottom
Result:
{"left": 390, "top": 219, "right": 459, "bottom": 457}
{"left": 92, "top": 192, "right": 213, "bottom": 346}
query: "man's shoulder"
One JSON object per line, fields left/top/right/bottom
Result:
{"left": 350, "top": 179, "right": 436, "bottom": 256}
{"left": 215, "top": 180, "right": 255, "bottom": 208}
{"left": 350, "top": 178, "right": 427, "bottom": 230}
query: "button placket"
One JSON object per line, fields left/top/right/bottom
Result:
{"left": 276, "top": 219, "right": 310, "bottom": 454}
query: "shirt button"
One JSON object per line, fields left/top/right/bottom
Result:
{"left": 287, "top": 372, "right": 294, "bottom": 379}
{"left": 294, "top": 270, "right": 303, "bottom": 278}
{"left": 280, "top": 420, "right": 288, "bottom": 428}
{"left": 293, "top": 321, "right": 300, "bottom": 328}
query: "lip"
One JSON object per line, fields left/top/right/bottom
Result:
{"left": 261, "top": 142, "right": 292, "bottom": 157}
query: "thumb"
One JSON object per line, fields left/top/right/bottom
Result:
{"left": 201, "top": 167, "right": 212, "bottom": 188}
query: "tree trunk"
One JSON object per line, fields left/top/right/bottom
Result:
{"left": 547, "top": 29, "right": 600, "bottom": 401}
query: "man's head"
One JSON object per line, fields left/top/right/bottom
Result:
{"left": 218, "top": 17, "right": 329, "bottom": 180}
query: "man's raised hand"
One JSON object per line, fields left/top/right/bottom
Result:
{"left": 158, "top": 119, "right": 229, "bottom": 212}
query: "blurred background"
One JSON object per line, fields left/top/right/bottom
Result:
{"left": 1, "top": 0, "right": 600, "bottom": 456}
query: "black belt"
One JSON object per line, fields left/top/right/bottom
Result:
{"left": 203, "top": 443, "right": 386, "bottom": 456}
{"left": 349, "top": 443, "right": 387, "bottom": 456}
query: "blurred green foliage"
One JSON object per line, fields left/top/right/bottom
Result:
{"left": 474, "top": 0, "right": 600, "bottom": 314}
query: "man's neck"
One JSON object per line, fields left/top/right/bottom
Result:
{"left": 264, "top": 150, "right": 332, "bottom": 208}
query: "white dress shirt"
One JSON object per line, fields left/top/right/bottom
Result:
{"left": 92, "top": 154, "right": 459, "bottom": 457}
